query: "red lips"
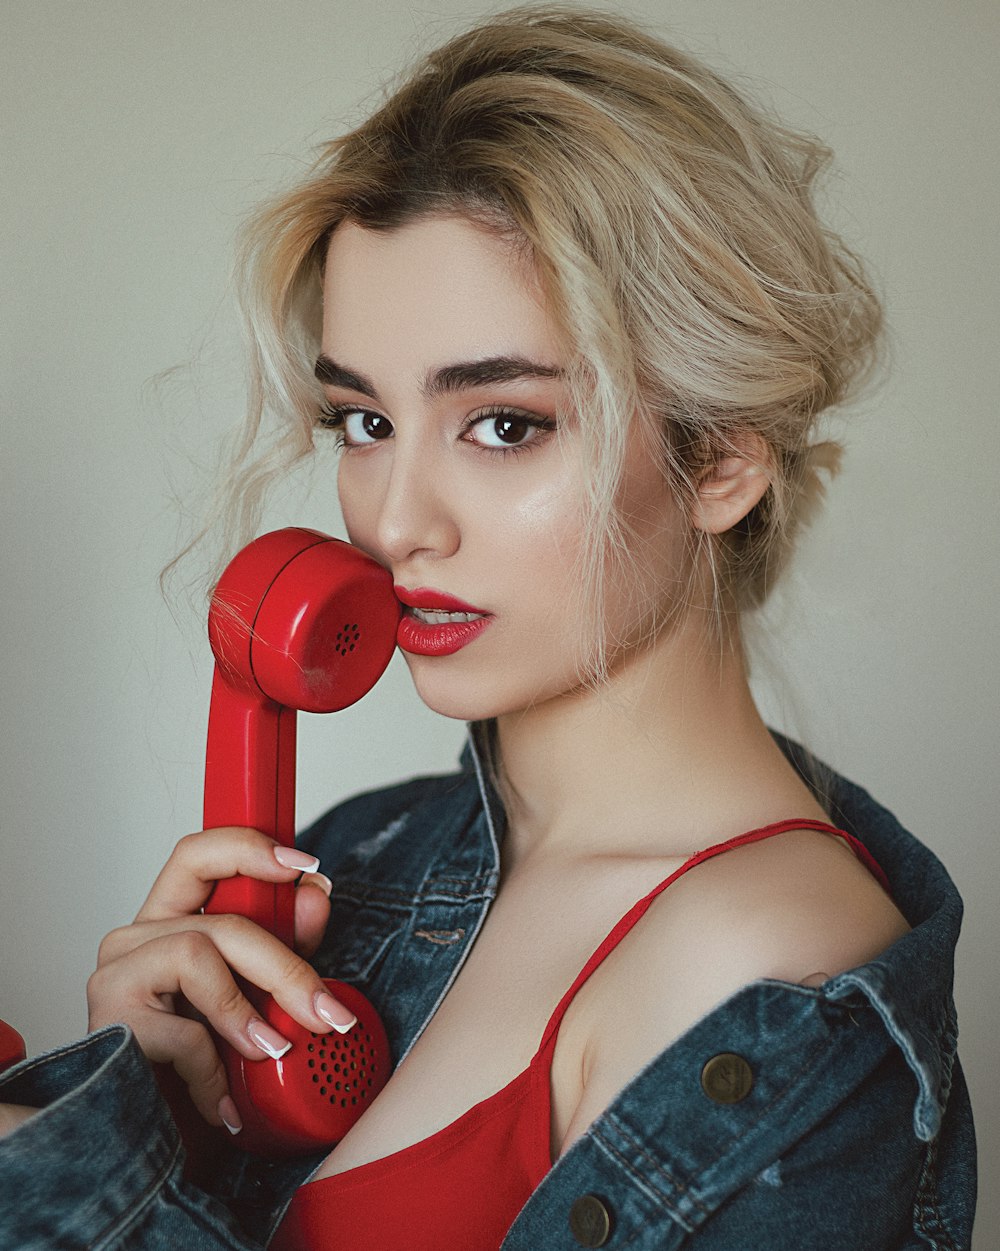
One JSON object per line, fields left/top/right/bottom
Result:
{"left": 394, "top": 586, "right": 493, "bottom": 656}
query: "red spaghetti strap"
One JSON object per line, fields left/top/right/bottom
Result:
{"left": 536, "top": 819, "right": 890, "bottom": 1053}
{"left": 273, "top": 819, "right": 893, "bottom": 1251}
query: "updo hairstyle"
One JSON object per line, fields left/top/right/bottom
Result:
{"left": 227, "top": 5, "right": 883, "bottom": 663}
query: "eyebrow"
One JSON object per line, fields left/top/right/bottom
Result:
{"left": 314, "top": 353, "right": 564, "bottom": 400}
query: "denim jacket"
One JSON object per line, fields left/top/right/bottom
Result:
{"left": 0, "top": 731, "right": 977, "bottom": 1249}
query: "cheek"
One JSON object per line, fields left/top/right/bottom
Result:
{"left": 479, "top": 470, "right": 590, "bottom": 614}
{"left": 337, "top": 459, "right": 380, "bottom": 561}
{"left": 607, "top": 479, "right": 692, "bottom": 635}
{"left": 503, "top": 483, "right": 582, "bottom": 561}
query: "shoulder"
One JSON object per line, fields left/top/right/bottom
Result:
{"left": 559, "top": 827, "right": 911, "bottom": 1149}
{"left": 617, "top": 825, "right": 910, "bottom": 1034}
{"left": 656, "top": 826, "right": 911, "bottom": 992}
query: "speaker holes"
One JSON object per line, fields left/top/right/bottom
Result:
{"left": 333, "top": 622, "right": 363, "bottom": 657}
{"left": 301, "top": 1026, "right": 383, "bottom": 1109}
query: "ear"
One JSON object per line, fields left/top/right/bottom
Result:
{"left": 691, "top": 433, "right": 772, "bottom": 535}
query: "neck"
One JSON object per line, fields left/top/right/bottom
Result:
{"left": 492, "top": 616, "right": 818, "bottom": 869}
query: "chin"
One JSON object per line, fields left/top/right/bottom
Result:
{"left": 402, "top": 652, "right": 586, "bottom": 723}
{"left": 403, "top": 660, "right": 515, "bottom": 722}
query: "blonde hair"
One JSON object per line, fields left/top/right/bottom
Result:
{"left": 223, "top": 5, "right": 883, "bottom": 673}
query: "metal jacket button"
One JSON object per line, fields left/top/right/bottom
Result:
{"left": 701, "top": 1052, "right": 753, "bottom": 1103}
{"left": 568, "top": 1193, "right": 612, "bottom": 1246}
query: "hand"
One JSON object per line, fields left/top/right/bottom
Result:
{"left": 0, "top": 1102, "right": 38, "bottom": 1139}
{"left": 87, "top": 828, "right": 355, "bottom": 1131}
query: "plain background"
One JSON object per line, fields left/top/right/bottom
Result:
{"left": 2, "top": 1, "right": 997, "bottom": 1244}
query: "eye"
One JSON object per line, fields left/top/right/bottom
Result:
{"left": 318, "top": 405, "right": 394, "bottom": 446}
{"left": 465, "top": 407, "right": 556, "bottom": 452}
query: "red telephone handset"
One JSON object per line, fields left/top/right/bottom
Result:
{"left": 203, "top": 527, "right": 400, "bottom": 1156}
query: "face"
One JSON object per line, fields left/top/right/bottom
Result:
{"left": 320, "top": 215, "right": 688, "bottom": 721}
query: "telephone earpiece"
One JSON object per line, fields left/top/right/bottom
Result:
{"left": 203, "top": 527, "right": 400, "bottom": 1156}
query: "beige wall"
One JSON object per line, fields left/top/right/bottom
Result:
{"left": 3, "top": 2, "right": 997, "bottom": 1243}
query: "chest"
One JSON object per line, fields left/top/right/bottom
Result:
{"left": 311, "top": 858, "right": 670, "bottom": 1180}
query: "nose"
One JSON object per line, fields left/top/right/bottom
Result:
{"left": 370, "top": 439, "right": 461, "bottom": 565}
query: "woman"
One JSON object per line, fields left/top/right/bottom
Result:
{"left": 0, "top": 8, "right": 975, "bottom": 1248}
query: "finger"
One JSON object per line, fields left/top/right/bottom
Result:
{"left": 191, "top": 916, "right": 357, "bottom": 1034}
{"left": 135, "top": 828, "right": 322, "bottom": 923}
{"left": 800, "top": 970, "right": 830, "bottom": 987}
{"left": 294, "top": 872, "right": 333, "bottom": 958}
{"left": 89, "top": 931, "right": 272, "bottom": 1062}
{"left": 132, "top": 1006, "right": 232, "bottom": 1127}
{"left": 157, "top": 1016, "right": 232, "bottom": 1125}
{"left": 88, "top": 941, "right": 242, "bottom": 1125}
{"left": 89, "top": 928, "right": 312, "bottom": 1111}
{"left": 95, "top": 916, "right": 356, "bottom": 1037}
{"left": 0, "top": 1104, "right": 39, "bottom": 1138}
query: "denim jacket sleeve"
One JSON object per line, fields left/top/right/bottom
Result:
{"left": 504, "top": 981, "right": 975, "bottom": 1249}
{"left": 0, "top": 1024, "right": 280, "bottom": 1250}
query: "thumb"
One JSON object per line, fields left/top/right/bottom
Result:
{"left": 293, "top": 872, "right": 332, "bottom": 958}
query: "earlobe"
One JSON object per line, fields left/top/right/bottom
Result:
{"left": 692, "top": 437, "right": 772, "bottom": 535}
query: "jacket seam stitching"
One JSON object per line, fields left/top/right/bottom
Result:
{"left": 911, "top": 1139, "right": 958, "bottom": 1251}
{"left": 589, "top": 1125, "right": 704, "bottom": 1226}
{"left": 0, "top": 1026, "right": 123, "bottom": 1087}
{"left": 88, "top": 1135, "right": 206, "bottom": 1251}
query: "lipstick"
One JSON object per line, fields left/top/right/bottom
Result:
{"left": 395, "top": 587, "right": 493, "bottom": 657}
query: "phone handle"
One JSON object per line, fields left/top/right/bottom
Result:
{"left": 203, "top": 528, "right": 399, "bottom": 1156}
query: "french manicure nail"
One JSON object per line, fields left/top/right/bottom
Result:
{"left": 300, "top": 872, "right": 333, "bottom": 897}
{"left": 315, "top": 991, "right": 358, "bottom": 1034}
{"left": 247, "top": 1017, "right": 293, "bottom": 1059}
{"left": 273, "top": 846, "right": 321, "bottom": 873}
{"left": 218, "top": 1094, "right": 242, "bottom": 1135}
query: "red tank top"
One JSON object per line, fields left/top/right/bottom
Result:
{"left": 271, "top": 820, "right": 888, "bottom": 1251}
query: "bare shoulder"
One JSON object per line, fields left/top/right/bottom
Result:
{"left": 554, "top": 828, "right": 910, "bottom": 1153}
{"left": 661, "top": 827, "right": 911, "bottom": 989}
{"left": 607, "top": 825, "right": 909, "bottom": 1036}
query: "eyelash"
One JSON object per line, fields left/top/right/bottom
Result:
{"left": 465, "top": 405, "right": 558, "bottom": 458}
{"left": 315, "top": 403, "right": 556, "bottom": 458}
{"left": 315, "top": 404, "right": 353, "bottom": 435}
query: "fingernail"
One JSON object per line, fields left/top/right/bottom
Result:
{"left": 315, "top": 991, "right": 358, "bottom": 1034}
{"left": 300, "top": 872, "right": 333, "bottom": 897}
{"left": 218, "top": 1094, "right": 242, "bottom": 1135}
{"left": 247, "top": 1017, "right": 293, "bottom": 1059}
{"left": 273, "top": 846, "right": 321, "bottom": 873}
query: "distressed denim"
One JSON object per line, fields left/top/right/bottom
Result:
{"left": 0, "top": 730, "right": 976, "bottom": 1249}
